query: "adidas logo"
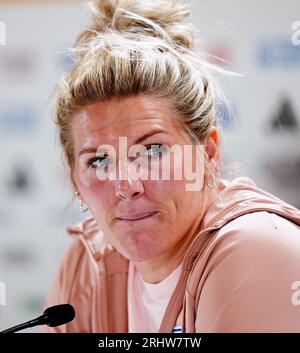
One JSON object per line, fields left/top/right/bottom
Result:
{"left": 269, "top": 98, "right": 298, "bottom": 131}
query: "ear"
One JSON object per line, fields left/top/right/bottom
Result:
{"left": 203, "top": 126, "right": 220, "bottom": 177}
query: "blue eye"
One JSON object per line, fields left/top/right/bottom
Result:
{"left": 87, "top": 145, "right": 167, "bottom": 169}
{"left": 87, "top": 155, "right": 112, "bottom": 169}
{"left": 144, "top": 144, "right": 167, "bottom": 158}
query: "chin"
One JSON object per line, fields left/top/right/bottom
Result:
{"left": 109, "top": 229, "right": 167, "bottom": 261}
{"left": 117, "top": 239, "right": 165, "bottom": 262}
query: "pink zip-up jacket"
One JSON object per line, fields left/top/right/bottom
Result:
{"left": 42, "top": 177, "right": 300, "bottom": 332}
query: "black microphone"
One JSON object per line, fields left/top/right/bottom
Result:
{"left": 0, "top": 304, "right": 75, "bottom": 333}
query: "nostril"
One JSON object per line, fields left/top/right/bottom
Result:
{"left": 132, "top": 191, "right": 140, "bottom": 197}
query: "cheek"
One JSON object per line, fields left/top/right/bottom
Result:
{"left": 143, "top": 178, "right": 188, "bottom": 210}
{"left": 76, "top": 170, "right": 114, "bottom": 213}
{"left": 145, "top": 178, "right": 202, "bottom": 221}
{"left": 150, "top": 148, "right": 204, "bottom": 186}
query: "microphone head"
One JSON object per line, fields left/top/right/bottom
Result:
{"left": 43, "top": 304, "right": 75, "bottom": 327}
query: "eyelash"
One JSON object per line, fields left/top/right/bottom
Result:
{"left": 87, "top": 153, "right": 110, "bottom": 170}
{"left": 86, "top": 144, "right": 167, "bottom": 170}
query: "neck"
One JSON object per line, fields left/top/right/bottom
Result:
{"left": 134, "top": 185, "right": 217, "bottom": 283}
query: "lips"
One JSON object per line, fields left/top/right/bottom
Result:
{"left": 116, "top": 211, "right": 158, "bottom": 221}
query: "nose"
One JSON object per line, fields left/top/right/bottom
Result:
{"left": 115, "top": 178, "right": 144, "bottom": 200}
{"left": 115, "top": 160, "right": 145, "bottom": 200}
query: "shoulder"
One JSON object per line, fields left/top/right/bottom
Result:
{"left": 191, "top": 211, "right": 300, "bottom": 292}
{"left": 204, "top": 211, "right": 300, "bottom": 280}
{"left": 63, "top": 217, "right": 128, "bottom": 278}
{"left": 48, "top": 217, "right": 127, "bottom": 299}
{"left": 66, "top": 217, "right": 118, "bottom": 261}
{"left": 194, "top": 211, "right": 300, "bottom": 332}
{"left": 63, "top": 217, "right": 130, "bottom": 288}
{"left": 42, "top": 217, "right": 128, "bottom": 332}
{"left": 212, "top": 211, "right": 300, "bottom": 260}
{"left": 191, "top": 211, "right": 300, "bottom": 291}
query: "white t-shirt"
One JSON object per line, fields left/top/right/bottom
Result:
{"left": 127, "top": 260, "right": 182, "bottom": 332}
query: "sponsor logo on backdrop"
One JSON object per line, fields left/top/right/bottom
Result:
{"left": 267, "top": 98, "right": 299, "bottom": 132}
{"left": 291, "top": 21, "right": 300, "bottom": 46}
{"left": 262, "top": 97, "right": 299, "bottom": 191}
{"left": 0, "top": 48, "right": 37, "bottom": 78}
{"left": 257, "top": 37, "right": 300, "bottom": 68}
{"left": 0, "top": 20, "right": 6, "bottom": 46}
{"left": 216, "top": 100, "right": 237, "bottom": 129}
{"left": 1, "top": 246, "right": 35, "bottom": 267}
{"left": 6, "top": 163, "right": 34, "bottom": 195}
{"left": 207, "top": 40, "right": 234, "bottom": 69}
{"left": 0, "top": 107, "right": 37, "bottom": 133}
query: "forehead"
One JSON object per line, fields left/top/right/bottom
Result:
{"left": 72, "top": 95, "right": 184, "bottom": 146}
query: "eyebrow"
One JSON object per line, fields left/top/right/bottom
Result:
{"left": 78, "top": 129, "right": 169, "bottom": 157}
{"left": 134, "top": 129, "right": 169, "bottom": 145}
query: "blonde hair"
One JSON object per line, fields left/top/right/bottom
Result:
{"left": 55, "top": 0, "right": 227, "bottom": 171}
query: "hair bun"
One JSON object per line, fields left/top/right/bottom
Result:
{"left": 75, "top": 0, "right": 196, "bottom": 50}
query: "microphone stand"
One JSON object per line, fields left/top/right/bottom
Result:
{"left": 0, "top": 304, "right": 75, "bottom": 333}
{"left": 0, "top": 314, "right": 48, "bottom": 333}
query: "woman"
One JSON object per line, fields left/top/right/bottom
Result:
{"left": 42, "top": 0, "right": 300, "bottom": 332}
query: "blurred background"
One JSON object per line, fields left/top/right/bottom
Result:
{"left": 0, "top": 0, "right": 299, "bottom": 331}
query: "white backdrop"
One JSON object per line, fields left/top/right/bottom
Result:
{"left": 0, "top": 0, "right": 299, "bottom": 331}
